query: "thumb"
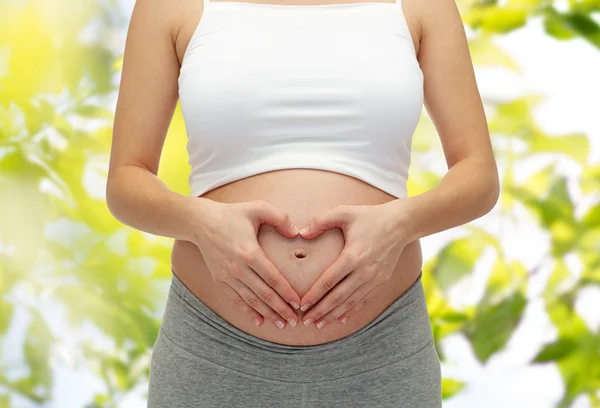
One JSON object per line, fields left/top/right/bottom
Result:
{"left": 299, "top": 206, "right": 349, "bottom": 240}
{"left": 249, "top": 200, "right": 299, "bottom": 238}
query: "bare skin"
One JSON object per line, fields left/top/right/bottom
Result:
{"left": 107, "top": 0, "right": 498, "bottom": 346}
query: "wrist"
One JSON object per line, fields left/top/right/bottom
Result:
{"left": 175, "top": 195, "right": 214, "bottom": 246}
{"left": 384, "top": 197, "right": 420, "bottom": 247}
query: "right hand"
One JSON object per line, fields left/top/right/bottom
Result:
{"left": 191, "top": 199, "right": 302, "bottom": 329}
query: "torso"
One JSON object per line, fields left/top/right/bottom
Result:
{"left": 170, "top": 0, "right": 424, "bottom": 346}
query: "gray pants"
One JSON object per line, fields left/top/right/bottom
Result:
{"left": 148, "top": 271, "right": 442, "bottom": 407}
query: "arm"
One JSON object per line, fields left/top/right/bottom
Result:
{"left": 106, "top": 0, "right": 205, "bottom": 243}
{"left": 395, "top": 0, "right": 500, "bottom": 244}
{"left": 293, "top": 0, "right": 500, "bottom": 325}
{"left": 106, "top": 0, "right": 302, "bottom": 327}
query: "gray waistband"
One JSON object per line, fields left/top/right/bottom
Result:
{"left": 161, "top": 268, "right": 434, "bottom": 381}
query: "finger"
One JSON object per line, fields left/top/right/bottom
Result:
{"left": 319, "top": 281, "right": 373, "bottom": 326}
{"left": 301, "top": 272, "right": 367, "bottom": 330}
{"left": 246, "top": 247, "right": 302, "bottom": 310}
{"left": 217, "top": 281, "right": 264, "bottom": 327}
{"left": 337, "top": 285, "right": 382, "bottom": 324}
{"left": 229, "top": 274, "right": 288, "bottom": 330}
{"left": 299, "top": 205, "right": 350, "bottom": 240}
{"left": 241, "top": 262, "right": 299, "bottom": 328}
{"left": 299, "top": 248, "right": 356, "bottom": 312}
{"left": 248, "top": 200, "right": 299, "bottom": 238}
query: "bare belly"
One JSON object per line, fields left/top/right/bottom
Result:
{"left": 171, "top": 169, "right": 423, "bottom": 345}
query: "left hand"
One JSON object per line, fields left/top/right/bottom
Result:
{"left": 297, "top": 200, "right": 410, "bottom": 330}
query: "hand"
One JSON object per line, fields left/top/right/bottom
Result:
{"left": 192, "top": 199, "right": 302, "bottom": 329}
{"left": 297, "top": 201, "right": 409, "bottom": 330}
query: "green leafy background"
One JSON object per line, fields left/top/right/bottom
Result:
{"left": 1, "top": 0, "right": 599, "bottom": 406}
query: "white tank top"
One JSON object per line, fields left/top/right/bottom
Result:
{"left": 178, "top": 0, "right": 423, "bottom": 199}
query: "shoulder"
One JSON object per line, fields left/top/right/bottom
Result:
{"left": 401, "top": 0, "right": 467, "bottom": 59}
{"left": 130, "top": 0, "right": 197, "bottom": 43}
{"left": 406, "top": 0, "right": 464, "bottom": 39}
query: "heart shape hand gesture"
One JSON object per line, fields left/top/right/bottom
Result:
{"left": 296, "top": 201, "right": 410, "bottom": 330}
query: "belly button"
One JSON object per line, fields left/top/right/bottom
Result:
{"left": 294, "top": 248, "right": 308, "bottom": 259}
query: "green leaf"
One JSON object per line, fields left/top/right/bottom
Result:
{"left": 442, "top": 377, "right": 466, "bottom": 399}
{"left": 73, "top": 104, "right": 114, "bottom": 120}
{"left": 464, "top": 291, "right": 527, "bottom": 363}
{"left": 529, "top": 132, "right": 590, "bottom": 164}
{"left": 487, "top": 96, "right": 543, "bottom": 139}
{"left": 508, "top": 176, "right": 579, "bottom": 257}
{"left": 93, "top": 393, "right": 110, "bottom": 405}
{"left": 521, "top": 163, "right": 555, "bottom": 198}
{"left": 581, "top": 164, "right": 600, "bottom": 194}
{"left": 582, "top": 204, "right": 600, "bottom": 228}
{"left": 544, "top": 258, "right": 573, "bottom": 298}
{"left": 571, "top": 0, "right": 600, "bottom": 14}
{"left": 533, "top": 338, "right": 579, "bottom": 363}
{"left": 544, "top": 12, "right": 578, "bottom": 40}
{"left": 482, "top": 259, "right": 528, "bottom": 307}
{"left": 541, "top": 6, "right": 600, "bottom": 49}
{"left": 432, "top": 237, "right": 486, "bottom": 294}
{"left": 466, "top": 6, "right": 528, "bottom": 33}
{"left": 441, "top": 310, "right": 470, "bottom": 323}
{"left": 551, "top": 329, "right": 600, "bottom": 406}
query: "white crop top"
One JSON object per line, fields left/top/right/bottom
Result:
{"left": 178, "top": 0, "right": 423, "bottom": 199}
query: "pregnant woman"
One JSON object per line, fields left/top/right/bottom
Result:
{"left": 106, "top": 0, "right": 499, "bottom": 406}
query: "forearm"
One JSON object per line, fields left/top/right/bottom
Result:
{"left": 106, "top": 164, "right": 206, "bottom": 244}
{"left": 395, "top": 157, "right": 500, "bottom": 244}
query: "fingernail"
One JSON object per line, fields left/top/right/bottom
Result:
{"left": 275, "top": 320, "right": 285, "bottom": 329}
{"left": 290, "top": 301, "right": 300, "bottom": 310}
{"left": 287, "top": 318, "right": 297, "bottom": 327}
{"left": 317, "top": 320, "right": 328, "bottom": 330}
{"left": 300, "top": 303, "right": 311, "bottom": 311}
{"left": 299, "top": 226, "right": 310, "bottom": 235}
{"left": 292, "top": 225, "right": 300, "bottom": 235}
{"left": 253, "top": 317, "right": 260, "bottom": 326}
{"left": 341, "top": 316, "right": 348, "bottom": 324}
{"left": 303, "top": 318, "right": 313, "bottom": 328}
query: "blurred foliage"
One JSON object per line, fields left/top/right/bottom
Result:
{"left": 0, "top": 0, "right": 599, "bottom": 406}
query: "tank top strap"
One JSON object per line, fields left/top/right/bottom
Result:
{"left": 203, "top": 0, "right": 210, "bottom": 9}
